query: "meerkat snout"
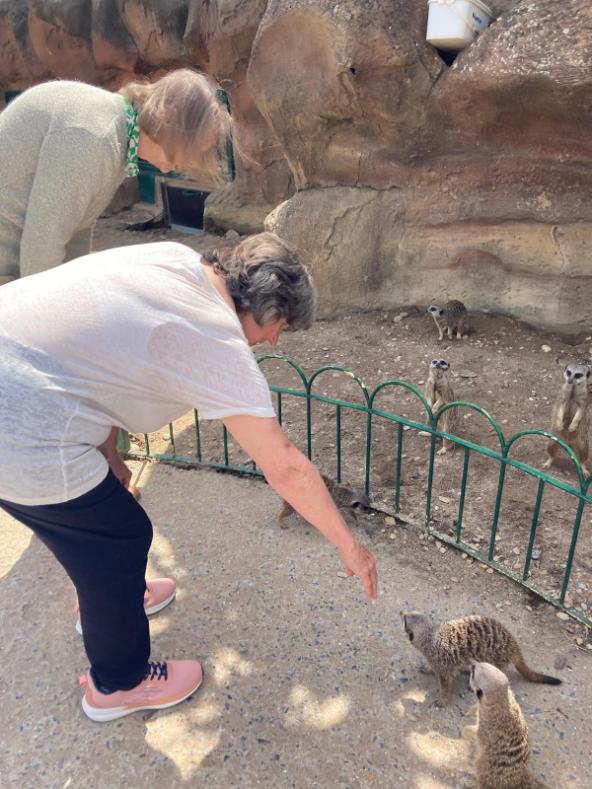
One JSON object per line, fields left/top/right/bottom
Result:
{"left": 350, "top": 494, "right": 371, "bottom": 513}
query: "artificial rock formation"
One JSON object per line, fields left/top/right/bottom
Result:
{"left": 1, "top": 0, "right": 592, "bottom": 332}
{"left": 260, "top": 0, "right": 592, "bottom": 333}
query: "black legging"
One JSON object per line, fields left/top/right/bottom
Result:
{"left": 0, "top": 470, "right": 151, "bottom": 691}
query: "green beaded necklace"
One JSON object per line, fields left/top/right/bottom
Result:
{"left": 123, "top": 98, "right": 140, "bottom": 177}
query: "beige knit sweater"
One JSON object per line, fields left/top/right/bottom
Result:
{"left": 0, "top": 80, "right": 129, "bottom": 278}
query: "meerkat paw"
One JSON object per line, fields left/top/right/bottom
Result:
{"left": 542, "top": 457, "right": 553, "bottom": 470}
{"left": 437, "top": 446, "right": 448, "bottom": 456}
{"left": 461, "top": 724, "right": 478, "bottom": 740}
{"left": 567, "top": 421, "right": 579, "bottom": 433}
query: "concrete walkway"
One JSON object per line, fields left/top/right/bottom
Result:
{"left": 1, "top": 462, "right": 590, "bottom": 788}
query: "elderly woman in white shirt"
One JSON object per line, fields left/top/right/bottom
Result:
{"left": 0, "top": 231, "right": 377, "bottom": 722}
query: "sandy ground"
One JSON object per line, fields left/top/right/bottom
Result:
{"left": 1, "top": 462, "right": 591, "bottom": 789}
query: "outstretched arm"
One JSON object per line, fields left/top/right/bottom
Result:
{"left": 224, "top": 414, "right": 378, "bottom": 600}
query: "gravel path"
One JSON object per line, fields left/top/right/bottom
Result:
{"left": 1, "top": 462, "right": 590, "bottom": 788}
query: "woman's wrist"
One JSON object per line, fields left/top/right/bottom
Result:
{"left": 330, "top": 525, "right": 357, "bottom": 553}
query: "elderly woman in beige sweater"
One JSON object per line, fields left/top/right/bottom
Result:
{"left": 0, "top": 69, "right": 230, "bottom": 280}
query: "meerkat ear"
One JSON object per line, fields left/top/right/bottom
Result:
{"left": 476, "top": 688, "right": 483, "bottom": 700}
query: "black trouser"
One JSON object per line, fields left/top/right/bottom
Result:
{"left": 0, "top": 470, "right": 151, "bottom": 691}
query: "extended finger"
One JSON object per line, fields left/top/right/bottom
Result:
{"left": 363, "top": 558, "right": 378, "bottom": 600}
{"left": 369, "top": 563, "right": 378, "bottom": 599}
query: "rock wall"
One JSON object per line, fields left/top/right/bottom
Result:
{"left": 1, "top": 0, "right": 591, "bottom": 332}
{"left": 259, "top": 0, "right": 592, "bottom": 334}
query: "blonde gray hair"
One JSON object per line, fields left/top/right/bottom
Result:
{"left": 119, "top": 68, "right": 232, "bottom": 185}
{"left": 203, "top": 233, "right": 316, "bottom": 331}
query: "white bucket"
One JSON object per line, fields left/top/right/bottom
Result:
{"left": 426, "top": 0, "right": 493, "bottom": 51}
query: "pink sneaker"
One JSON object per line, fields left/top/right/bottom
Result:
{"left": 75, "top": 578, "right": 177, "bottom": 635}
{"left": 80, "top": 660, "right": 203, "bottom": 722}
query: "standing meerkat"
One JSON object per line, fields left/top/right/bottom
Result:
{"left": 401, "top": 613, "right": 561, "bottom": 705}
{"left": 543, "top": 362, "right": 591, "bottom": 476}
{"left": 463, "top": 662, "right": 550, "bottom": 789}
{"left": 277, "top": 473, "right": 371, "bottom": 528}
{"left": 423, "top": 358, "right": 457, "bottom": 454}
{"left": 427, "top": 300, "right": 468, "bottom": 341}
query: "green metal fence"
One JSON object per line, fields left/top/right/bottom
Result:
{"left": 122, "top": 354, "right": 592, "bottom": 630}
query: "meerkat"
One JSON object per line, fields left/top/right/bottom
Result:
{"left": 277, "top": 473, "right": 371, "bottom": 528}
{"left": 401, "top": 613, "right": 561, "bottom": 705}
{"left": 427, "top": 299, "right": 468, "bottom": 341}
{"left": 423, "top": 358, "right": 458, "bottom": 454}
{"left": 463, "top": 662, "right": 550, "bottom": 789}
{"left": 543, "top": 362, "right": 591, "bottom": 476}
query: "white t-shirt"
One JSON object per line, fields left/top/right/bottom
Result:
{"left": 0, "top": 242, "right": 275, "bottom": 505}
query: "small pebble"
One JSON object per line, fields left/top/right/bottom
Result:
{"left": 541, "top": 344, "right": 552, "bottom": 352}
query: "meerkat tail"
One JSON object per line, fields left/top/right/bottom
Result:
{"left": 513, "top": 651, "right": 561, "bottom": 685}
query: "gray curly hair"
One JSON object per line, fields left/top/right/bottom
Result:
{"left": 202, "top": 232, "right": 316, "bottom": 331}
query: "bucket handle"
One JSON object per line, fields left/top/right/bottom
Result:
{"left": 430, "top": 0, "right": 486, "bottom": 35}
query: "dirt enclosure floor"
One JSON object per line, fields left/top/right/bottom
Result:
{"left": 1, "top": 210, "right": 591, "bottom": 787}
